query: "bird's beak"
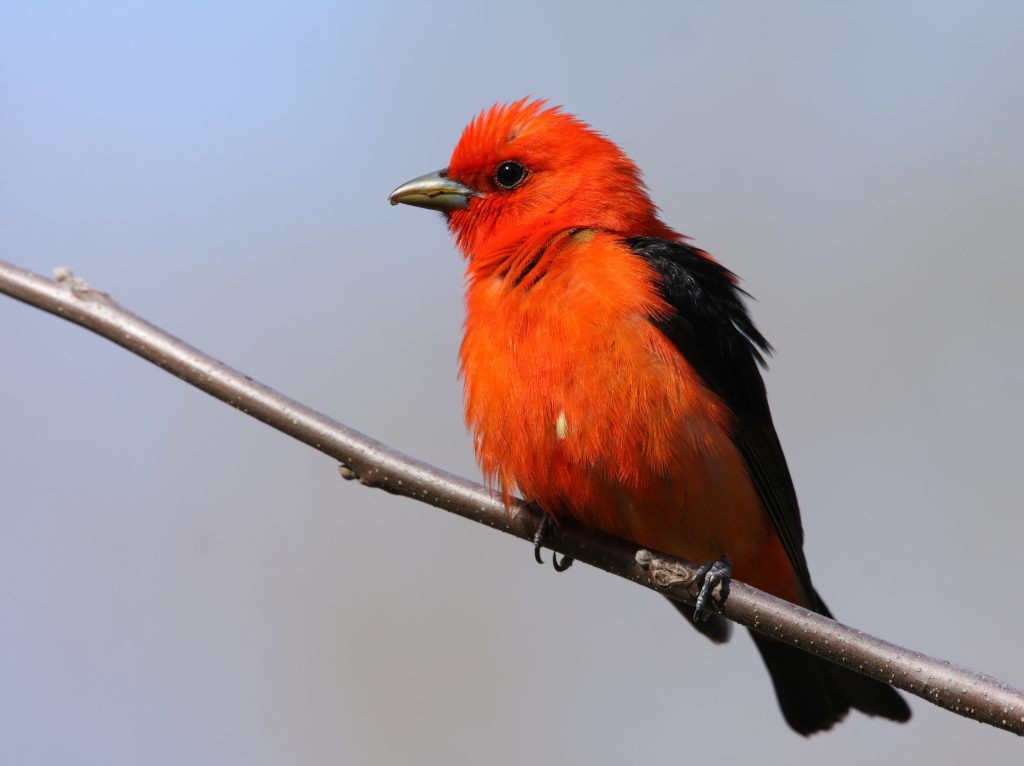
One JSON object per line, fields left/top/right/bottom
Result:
{"left": 389, "top": 168, "right": 479, "bottom": 211}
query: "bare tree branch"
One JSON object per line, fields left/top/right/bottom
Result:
{"left": 1, "top": 257, "right": 1022, "bottom": 736}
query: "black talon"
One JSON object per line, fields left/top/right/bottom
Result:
{"left": 533, "top": 513, "right": 551, "bottom": 565}
{"left": 692, "top": 555, "right": 731, "bottom": 622}
{"left": 532, "top": 513, "right": 574, "bottom": 571}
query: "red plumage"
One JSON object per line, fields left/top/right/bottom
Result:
{"left": 390, "top": 99, "right": 911, "bottom": 734}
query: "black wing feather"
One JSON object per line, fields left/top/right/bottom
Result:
{"left": 626, "top": 236, "right": 814, "bottom": 598}
{"left": 628, "top": 238, "right": 911, "bottom": 733}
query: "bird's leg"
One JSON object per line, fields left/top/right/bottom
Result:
{"left": 691, "top": 555, "right": 731, "bottom": 622}
{"left": 531, "top": 512, "right": 574, "bottom": 572}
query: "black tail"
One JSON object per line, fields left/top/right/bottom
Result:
{"left": 750, "top": 590, "right": 911, "bottom": 735}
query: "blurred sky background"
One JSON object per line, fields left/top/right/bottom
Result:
{"left": 1, "top": 1, "right": 1022, "bottom": 763}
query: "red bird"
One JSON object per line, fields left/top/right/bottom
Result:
{"left": 389, "top": 99, "right": 910, "bottom": 734}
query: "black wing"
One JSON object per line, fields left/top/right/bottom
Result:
{"left": 626, "top": 236, "right": 814, "bottom": 598}
{"left": 628, "top": 238, "right": 913, "bottom": 731}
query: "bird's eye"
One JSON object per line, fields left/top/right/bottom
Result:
{"left": 494, "top": 160, "right": 527, "bottom": 190}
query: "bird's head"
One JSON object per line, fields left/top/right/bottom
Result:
{"left": 390, "top": 99, "right": 678, "bottom": 265}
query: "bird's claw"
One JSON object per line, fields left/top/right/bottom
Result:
{"left": 691, "top": 555, "right": 731, "bottom": 622}
{"left": 532, "top": 513, "right": 574, "bottom": 572}
{"left": 532, "top": 512, "right": 550, "bottom": 564}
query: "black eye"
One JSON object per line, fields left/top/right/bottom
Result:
{"left": 494, "top": 160, "right": 527, "bottom": 190}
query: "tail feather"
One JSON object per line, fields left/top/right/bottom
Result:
{"left": 749, "top": 588, "right": 911, "bottom": 735}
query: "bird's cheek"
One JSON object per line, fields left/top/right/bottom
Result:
{"left": 446, "top": 208, "right": 467, "bottom": 232}
{"left": 450, "top": 203, "right": 478, "bottom": 223}
{"left": 446, "top": 208, "right": 480, "bottom": 252}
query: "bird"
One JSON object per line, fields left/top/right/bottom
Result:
{"left": 388, "top": 98, "right": 911, "bottom": 735}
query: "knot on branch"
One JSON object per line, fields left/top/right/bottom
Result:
{"left": 635, "top": 549, "right": 701, "bottom": 593}
{"left": 337, "top": 463, "right": 400, "bottom": 494}
{"left": 53, "top": 266, "right": 112, "bottom": 302}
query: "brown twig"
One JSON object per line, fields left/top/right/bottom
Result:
{"left": 1, "top": 257, "right": 1021, "bottom": 736}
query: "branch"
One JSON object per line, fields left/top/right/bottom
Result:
{"left": 1, "top": 258, "right": 1022, "bottom": 736}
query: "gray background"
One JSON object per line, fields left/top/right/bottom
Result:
{"left": 2, "top": 1, "right": 1021, "bottom": 763}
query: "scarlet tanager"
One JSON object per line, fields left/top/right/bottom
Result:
{"left": 389, "top": 99, "right": 911, "bottom": 735}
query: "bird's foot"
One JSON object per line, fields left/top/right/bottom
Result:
{"left": 691, "top": 555, "right": 731, "bottom": 622}
{"left": 532, "top": 512, "right": 574, "bottom": 572}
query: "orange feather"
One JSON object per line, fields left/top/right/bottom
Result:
{"left": 461, "top": 227, "right": 796, "bottom": 599}
{"left": 390, "top": 98, "right": 911, "bottom": 734}
{"left": 447, "top": 100, "right": 798, "bottom": 600}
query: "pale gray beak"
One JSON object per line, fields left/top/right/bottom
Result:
{"left": 389, "top": 168, "right": 479, "bottom": 211}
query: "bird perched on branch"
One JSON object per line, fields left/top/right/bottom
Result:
{"left": 389, "top": 99, "right": 910, "bottom": 735}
